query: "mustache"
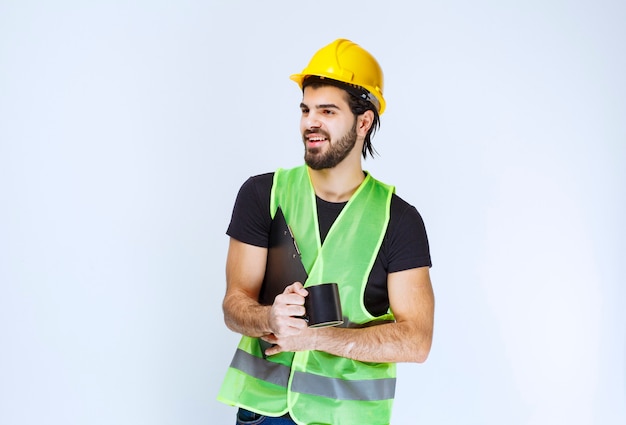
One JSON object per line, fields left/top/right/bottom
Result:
{"left": 303, "top": 129, "right": 331, "bottom": 139}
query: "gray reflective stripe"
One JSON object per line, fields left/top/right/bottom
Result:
{"left": 230, "top": 348, "right": 396, "bottom": 401}
{"left": 229, "top": 349, "right": 290, "bottom": 388}
{"left": 291, "top": 370, "right": 396, "bottom": 401}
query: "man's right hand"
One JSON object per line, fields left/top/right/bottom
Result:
{"left": 268, "top": 282, "right": 309, "bottom": 338}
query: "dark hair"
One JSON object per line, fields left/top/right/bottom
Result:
{"left": 302, "top": 76, "right": 380, "bottom": 159}
{"left": 346, "top": 91, "right": 380, "bottom": 158}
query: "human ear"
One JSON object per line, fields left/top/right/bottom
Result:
{"left": 357, "top": 110, "right": 374, "bottom": 137}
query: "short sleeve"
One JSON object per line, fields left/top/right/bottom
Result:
{"left": 226, "top": 173, "right": 274, "bottom": 247}
{"left": 385, "top": 196, "right": 432, "bottom": 273}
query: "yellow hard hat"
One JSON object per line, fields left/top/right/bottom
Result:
{"left": 290, "top": 39, "right": 386, "bottom": 115}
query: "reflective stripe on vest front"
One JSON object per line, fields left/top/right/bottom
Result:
{"left": 218, "top": 165, "right": 396, "bottom": 425}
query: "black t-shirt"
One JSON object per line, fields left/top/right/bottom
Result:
{"left": 227, "top": 172, "right": 432, "bottom": 317}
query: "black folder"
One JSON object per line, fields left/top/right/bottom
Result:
{"left": 258, "top": 206, "right": 308, "bottom": 305}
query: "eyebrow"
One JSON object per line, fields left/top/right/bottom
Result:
{"left": 300, "top": 102, "right": 341, "bottom": 110}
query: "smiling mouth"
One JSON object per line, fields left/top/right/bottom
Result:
{"left": 307, "top": 136, "right": 327, "bottom": 144}
{"left": 305, "top": 131, "right": 329, "bottom": 147}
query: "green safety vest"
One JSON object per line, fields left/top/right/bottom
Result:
{"left": 218, "top": 165, "right": 396, "bottom": 425}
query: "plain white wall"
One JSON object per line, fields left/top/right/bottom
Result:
{"left": 1, "top": 1, "right": 624, "bottom": 424}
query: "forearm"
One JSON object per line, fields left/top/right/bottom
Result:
{"left": 222, "top": 291, "right": 272, "bottom": 338}
{"left": 264, "top": 269, "right": 435, "bottom": 361}
{"left": 312, "top": 321, "right": 432, "bottom": 363}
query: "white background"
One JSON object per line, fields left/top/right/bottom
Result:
{"left": 1, "top": 1, "right": 624, "bottom": 424}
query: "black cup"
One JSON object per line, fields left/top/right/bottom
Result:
{"left": 304, "top": 283, "right": 343, "bottom": 328}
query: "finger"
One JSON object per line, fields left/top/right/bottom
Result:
{"left": 292, "top": 282, "right": 309, "bottom": 297}
{"left": 283, "top": 282, "right": 300, "bottom": 293}
{"left": 275, "top": 292, "right": 306, "bottom": 306}
{"left": 261, "top": 334, "right": 277, "bottom": 344}
{"left": 286, "top": 315, "right": 309, "bottom": 329}
{"left": 284, "top": 281, "right": 308, "bottom": 296}
{"left": 271, "top": 298, "right": 305, "bottom": 315}
{"left": 275, "top": 318, "right": 307, "bottom": 335}
{"left": 265, "top": 344, "right": 281, "bottom": 356}
{"left": 284, "top": 305, "right": 306, "bottom": 317}
{"left": 272, "top": 317, "right": 308, "bottom": 338}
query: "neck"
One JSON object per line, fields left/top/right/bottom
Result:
{"left": 308, "top": 159, "right": 365, "bottom": 203}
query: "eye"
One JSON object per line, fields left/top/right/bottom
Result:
{"left": 322, "top": 109, "right": 335, "bottom": 115}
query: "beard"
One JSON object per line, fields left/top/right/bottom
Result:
{"left": 303, "top": 121, "right": 358, "bottom": 170}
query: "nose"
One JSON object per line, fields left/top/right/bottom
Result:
{"left": 303, "top": 111, "right": 322, "bottom": 129}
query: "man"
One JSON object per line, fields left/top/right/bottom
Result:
{"left": 218, "top": 39, "right": 434, "bottom": 425}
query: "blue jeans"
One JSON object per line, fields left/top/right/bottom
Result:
{"left": 236, "top": 408, "right": 297, "bottom": 425}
